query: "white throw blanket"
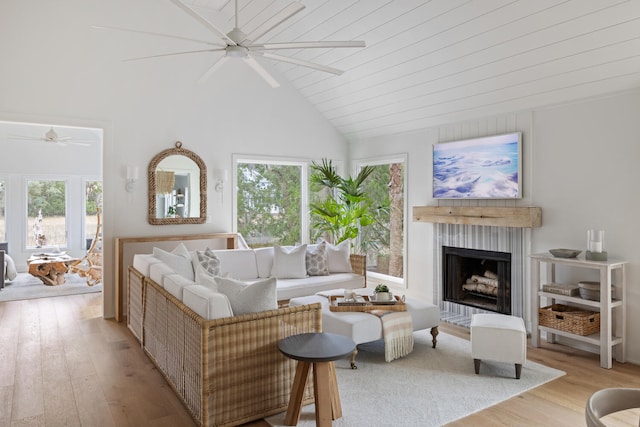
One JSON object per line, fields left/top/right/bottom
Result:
{"left": 370, "top": 310, "right": 414, "bottom": 362}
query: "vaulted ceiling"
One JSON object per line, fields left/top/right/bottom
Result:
{"left": 176, "top": 0, "right": 640, "bottom": 142}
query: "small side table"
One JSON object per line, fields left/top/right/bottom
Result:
{"left": 279, "top": 332, "right": 356, "bottom": 427}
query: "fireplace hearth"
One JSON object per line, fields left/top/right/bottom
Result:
{"left": 443, "top": 246, "right": 511, "bottom": 315}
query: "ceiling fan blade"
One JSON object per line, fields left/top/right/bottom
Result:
{"left": 244, "top": 1, "right": 305, "bottom": 43}
{"left": 198, "top": 55, "right": 228, "bottom": 84}
{"left": 123, "top": 48, "right": 225, "bottom": 62}
{"left": 250, "top": 41, "right": 366, "bottom": 50}
{"left": 64, "top": 141, "right": 91, "bottom": 147}
{"left": 8, "top": 134, "right": 39, "bottom": 140}
{"left": 254, "top": 51, "right": 343, "bottom": 75}
{"left": 244, "top": 55, "right": 279, "bottom": 88}
{"left": 169, "top": 0, "right": 235, "bottom": 45}
{"left": 92, "top": 25, "right": 226, "bottom": 48}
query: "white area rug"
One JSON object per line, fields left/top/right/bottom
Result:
{"left": 267, "top": 331, "right": 564, "bottom": 427}
{"left": 0, "top": 272, "right": 101, "bottom": 302}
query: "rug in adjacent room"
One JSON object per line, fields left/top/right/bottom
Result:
{"left": 267, "top": 331, "right": 564, "bottom": 427}
{"left": 0, "top": 272, "right": 102, "bottom": 302}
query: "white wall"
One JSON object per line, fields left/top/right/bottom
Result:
{"left": 0, "top": 0, "right": 348, "bottom": 317}
{"left": 350, "top": 89, "right": 640, "bottom": 363}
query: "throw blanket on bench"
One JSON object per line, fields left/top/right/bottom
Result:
{"left": 370, "top": 310, "right": 414, "bottom": 362}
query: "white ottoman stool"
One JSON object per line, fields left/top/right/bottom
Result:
{"left": 470, "top": 313, "right": 527, "bottom": 379}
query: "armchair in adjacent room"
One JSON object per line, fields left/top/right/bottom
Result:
{"left": 0, "top": 242, "right": 17, "bottom": 290}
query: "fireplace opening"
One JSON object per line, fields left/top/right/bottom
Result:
{"left": 443, "top": 246, "right": 511, "bottom": 315}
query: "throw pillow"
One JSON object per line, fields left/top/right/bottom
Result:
{"left": 196, "top": 247, "right": 221, "bottom": 276}
{"left": 195, "top": 264, "right": 219, "bottom": 291}
{"left": 214, "top": 276, "right": 277, "bottom": 315}
{"left": 324, "top": 239, "right": 352, "bottom": 273}
{"left": 271, "top": 244, "right": 308, "bottom": 279}
{"left": 153, "top": 243, "right": 194, "bottom": 281}
{"left": 305, "top": 241, "right": 329, "bottom": 276}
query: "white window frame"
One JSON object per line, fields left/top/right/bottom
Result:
{"left": 353, "top": 154, "right": 408, "bottom": 289}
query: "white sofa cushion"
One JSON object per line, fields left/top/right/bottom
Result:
{"left": 211, "top": 249, "right": 259, "bottom": 280}
{"left": 254, "top": 247, "right": 274, "bottom": 278}
{"left": 163, "top": 273, "right": 195, "bottom": 300}
{"left": 153, "top": 243, "right": 194, "bottom": 281}
{"left": 324, "top": 240, "right": 352, "bottom": 273}
{"left": 271, "top": 244, "right": 307, "bottom": 279}
{"left": 275, "top": 273, "right": 364, "bottom": 301}
{"left": 149, "top": 262, "right": 177, "bottom": 288}
{"left": 182, "top": 285, "right": 233, "bottom": 320}
{"left": 305, "top": 241, "right": 329, "bottom": 276}
{"left": 215, "top": 276, "right": 278, "bottom": 315}
{"left": 132, "top": 253, "right": 162, "bottom": 276}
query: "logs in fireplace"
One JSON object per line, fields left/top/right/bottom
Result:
{"left": 443, "top": 246, "right": 511, "bottom": 314}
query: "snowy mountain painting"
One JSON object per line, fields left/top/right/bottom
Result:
{"left": 433, "top": 133, "right": 521, "bottom": 199}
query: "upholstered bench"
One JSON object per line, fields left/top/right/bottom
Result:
{"left": 288, "top": 292, "right": 440, "bottom": 368}
{"left": 470, "top": 313, "right": 527, "bottom": 379}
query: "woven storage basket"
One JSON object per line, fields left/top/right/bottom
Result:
{"left": 538, "top": 304, "right": 600, "bottom": 336}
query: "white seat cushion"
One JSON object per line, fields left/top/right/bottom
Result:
{"left": 163, "top": 273, "right": 194, "bottom": 300}
{"left": 132, "top": 253, "right": 162, "bottom": 276}
{"left": 276, "top": 273, "right": 364, "bottom": 301}
{"left": 182, "top": 285, "right": 233, "bottom": 320}
{"left": 148, "top": 262, "right": 176, "bottom": 288}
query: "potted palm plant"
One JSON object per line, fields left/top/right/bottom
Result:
{"left": 309, "top": 158, "right": 375, "bottom": 245}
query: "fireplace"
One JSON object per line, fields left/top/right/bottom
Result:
{"left": 443, "top": 246, "right": 511, "bottom": 315}
{"left": 433, "top": 223, "right": 528, "bottom": 324}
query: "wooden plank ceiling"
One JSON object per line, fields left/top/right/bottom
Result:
{"left": 183, "top": 0, "right": 640, "bottom": 141}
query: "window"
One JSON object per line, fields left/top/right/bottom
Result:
{"left": 356, "top": 157, "right": 406, "bottom": 283}
{"left": 235, "top": 158, "right": 308, "bottom": 248}
{"left": 26, "top": 179, "right": 67, "bottom": 248}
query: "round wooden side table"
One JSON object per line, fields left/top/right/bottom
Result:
{"left": 278, "top": 332, "right": 356, "bottom": 427}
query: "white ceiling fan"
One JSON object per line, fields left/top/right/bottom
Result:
{"left": 95, "top": 0, "right": 365, "bottom": 87}
{"left": 8, "top": 127, "right": 92, "bottom": 147}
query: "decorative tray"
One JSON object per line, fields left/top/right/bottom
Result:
{"left": 329, "top": 295, "right": 407, "bottom": 312}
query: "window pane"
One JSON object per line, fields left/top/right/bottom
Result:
{"left": 85, "top": 181, "right": 103, "bottom": 248}
{"left": 361, "top": 162, "right": 404, "bottom": 279}
{"left": 0, "top": 180, "right": 5, "bottom": 242}
{"left": 237, "top": 163, "right": 301, "bottom": 247}
{"left": 27, "top": 180, "right": 67, "bottom": 248}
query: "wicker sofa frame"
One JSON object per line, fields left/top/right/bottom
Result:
{"left": 128, "top": 266, "right": 323, "bottom": 427}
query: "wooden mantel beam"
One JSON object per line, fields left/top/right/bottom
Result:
{"left": 412, "top": 206, "right": 542, "bottom": 228}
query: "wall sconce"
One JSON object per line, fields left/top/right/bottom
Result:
{"left": 125, "top": 165, "right": 139, "bottom": 193}
{"left": 213, "top": 169, "right": 228, "bottom": 201}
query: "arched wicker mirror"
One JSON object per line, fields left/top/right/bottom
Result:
{"left": 148, "top": 141, "right": 207, "bottom": 225}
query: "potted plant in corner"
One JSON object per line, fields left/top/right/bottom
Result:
{"left": 309, "top": 158, "right": 376, "bottom": 245}
{"left": 374, "top": 283, "right": 392, "bottom": 301}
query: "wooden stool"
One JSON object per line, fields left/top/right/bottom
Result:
{"left": 278, "top": 332, "right": 356, "bottom": 427}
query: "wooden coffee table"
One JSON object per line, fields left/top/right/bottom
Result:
{"left": 27, "top": 253, "right": 80, "bottom": 286}
{"left": 279, "top": 332, "right": 355, "bottom": 427}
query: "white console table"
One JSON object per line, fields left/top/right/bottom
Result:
{"left": 530, "top": 253, "right": 627, "bottom": 369}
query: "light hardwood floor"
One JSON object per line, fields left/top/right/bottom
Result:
{"left": 1, "top": 292, "right": 638, "bottom": 426}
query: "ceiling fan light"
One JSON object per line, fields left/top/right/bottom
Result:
{"left": 226, "top": 45, "right": 248, "bottom": 58}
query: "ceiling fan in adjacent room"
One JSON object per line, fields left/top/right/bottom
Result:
{"left": 95, "top": 0, "right": 366, "bottom": 87}
{"left": 8, "top": 127, "right": 92, "bottom": 147}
